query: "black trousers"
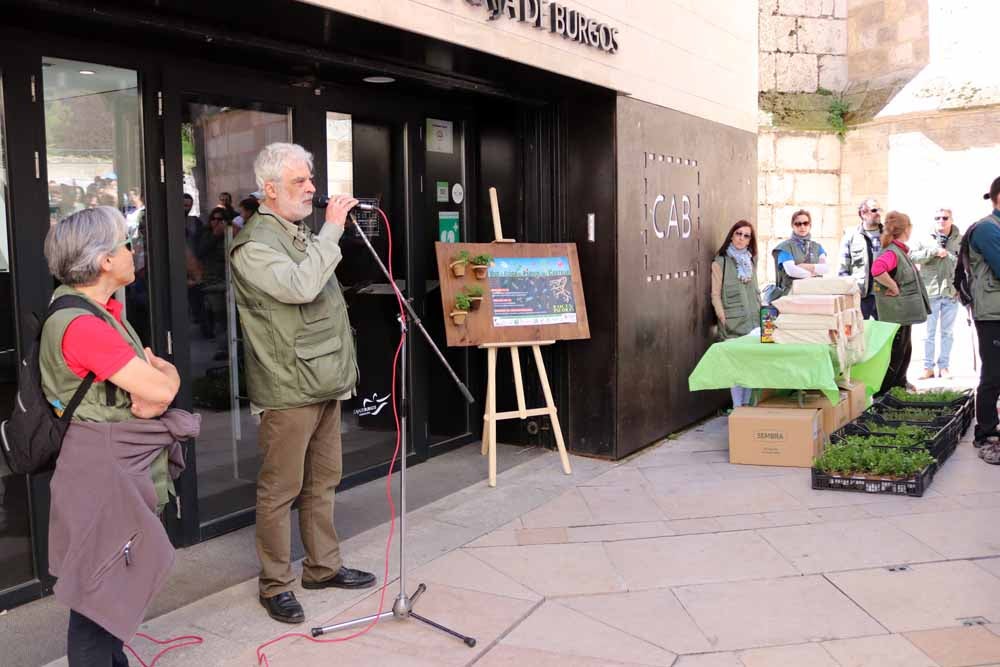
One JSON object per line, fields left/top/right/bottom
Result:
{"left": 67, "top": 610, "right": 129, "bottom": 667}
{"left": 877, "top": 324, "right": 912, "bottom": 396}
{"left": 860, "top": 294, "right": 878, "bottom": 320}
{"left": 975, "top": 320, "right": 1000, "bottom": 440}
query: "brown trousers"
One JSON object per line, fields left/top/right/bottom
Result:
{"left": 256, "top": 400, "right": 343, "bottom": 597}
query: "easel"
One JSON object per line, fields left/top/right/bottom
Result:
{"left": 479, "top": 187, "right": 572, "bottom": 487}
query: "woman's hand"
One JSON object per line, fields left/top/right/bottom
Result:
{"left": 885, "top": 283, "right": 900, "bottom": 297}
{"left": 130, "top": 394, "right": 169, "bottom": 419}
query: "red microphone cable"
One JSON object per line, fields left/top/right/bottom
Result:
{"left": 256, "top": 206, "right": 404, "bottom": 666}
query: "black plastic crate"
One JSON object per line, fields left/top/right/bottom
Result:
{"left": 867, "top": 404, "right": 955, "bottom": 427}
{"left": 878, "top": 389, "right": 973, "bottom": 411}
{"left": 857, "top": 412, "right": 961, "bottom": 450}
{"left": 831, "top": 419, "right": 951, "bottom": 453}
{"left": 811, "top": 464, "right": 935, "bottom": 497}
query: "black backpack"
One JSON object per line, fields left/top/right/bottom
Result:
{"left": 0, "top": 295, "right": 111, "bottom": 475}
{"left": 954, "top": 223, "right": 977, "bottom": 307}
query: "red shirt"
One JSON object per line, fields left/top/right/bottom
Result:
{"left": 61, "top": 297, "right": 139, "bottom": 381}
{"left": 871, "top": 240, "right": 909, "bottom": 277}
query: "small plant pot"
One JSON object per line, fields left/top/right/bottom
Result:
{"left": 472, "top": 265, "right": 489, "bottom": 279}
{"left": 449, "top": 261, "right": 467, "bottom": 278}
{"left": 449, "top": 310, "right": 468, "bottom": 326}
{"left": 468, "top": 297, "right": 483, "bottom": 311}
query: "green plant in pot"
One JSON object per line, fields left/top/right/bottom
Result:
{"left": 470, "top": 253, "right": 492, "bottom": 279}
{"left": 463, "top": 284, "right": 484, "bottom": 310}
{"left": 451, "top": 293, "right": 471, "bottom": 325}
{"left": 449, "top": 249, "right": 470, "bottom": 277}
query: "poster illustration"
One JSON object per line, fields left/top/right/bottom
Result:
{"left": 489, "top": 256, "right": 577, "bottom": 327}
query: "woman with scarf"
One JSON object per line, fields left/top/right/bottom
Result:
{"left": 770, "top": 209, "right": 829, "bottom": 300}
{"left": 712, "top": 220, "right": 761, "bottom": 407}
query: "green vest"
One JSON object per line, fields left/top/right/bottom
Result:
{"left": 39, "top": 284, "right": 174, "bottom": 511}
{"left": 771, "top": 237, "right": 821, "bottom": 299}
{"left": 230, "top": 212, "right": 358, "bottom": 410}
{"left": 715, "top": 255, "right": 761, "bottom": 339}
{"left": 911, "top": 226, "right": 962, "bottom": 299}
{"left": 970, "top": 214, "right": 1000, "bottom": 321}
{"left": 873, "top": 244, "right": 931, "bottom": 325}
{"left": 840, "top": 225, "right": 881, "bottom": 296}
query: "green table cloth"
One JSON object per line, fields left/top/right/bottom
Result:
{"left": 688, "top": 320, "right": 899, "bottom": 404}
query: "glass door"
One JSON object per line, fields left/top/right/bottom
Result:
{"left": 179, "top": 96, "right": 292, "bottom": 527}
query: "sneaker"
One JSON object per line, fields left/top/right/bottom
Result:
{"left": 939, "top": 368, "right": 950, "bottom": 378}
{"left": 981, "top": 443, "right": 1000, "bottom": 465}
{"left": 919, "top": 369, "right": 935, "bottom": 380}
{"left": 974, "top": 434, "right": 1000, "bottom": 449}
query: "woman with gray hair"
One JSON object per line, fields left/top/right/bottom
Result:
{"left": 41, "top": 206, "right": 198, "bottom": 665}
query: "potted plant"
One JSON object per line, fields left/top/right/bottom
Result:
{"left": 449, "top": 250, "right": 471, "bottom": 277}
{"left": 463, "top": 284, "right": 484, "bottom": 310}
{"left": 450, "top": 293, "right": 471, "bottom": 325}
{"left": 470, "top": 253, "right": 492, "bottom": 279}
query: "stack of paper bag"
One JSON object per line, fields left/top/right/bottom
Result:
{"left": 771, "top": 277, "right": 866, "bottom": 368}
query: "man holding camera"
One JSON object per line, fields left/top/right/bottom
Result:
{"left": 910, "top": 208, "right": 962, "bottom": 379}
{"left": 230, "top": 142, "right": 375, "bottom": 625}
{"left": 839, "top": 198, "right": 884, "bottom": 319}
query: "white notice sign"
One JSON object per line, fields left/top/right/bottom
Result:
{"left": 426, "top": 118, "right": 453, "bottom": 154}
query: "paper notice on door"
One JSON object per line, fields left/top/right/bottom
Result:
{"left": 436, "top": 180, "right": 449, "bottom": 203}
{"left": 426, "top": 118, "right": 453, "bottom": 154}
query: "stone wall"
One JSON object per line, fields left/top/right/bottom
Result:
{"left": 758, "top": 129, "right": 843, "bottom": 282}
{"left": 759, "top": 0, "right": 848, "bottom": 94}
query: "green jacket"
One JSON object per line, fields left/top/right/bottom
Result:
{"left": 230, "top": 211, "right": 358, "bottom": 410}
{"left": 771, "top": 237, "right": 821, "bottom": 300}
{"left": 715, "top": 255, "right": 760, "bottom": 339}
{"left": 839, "top": 224, "right": 882, "bottom": 296}
{"left": 969, "top": 213, "right": 1000, "bottom": 321}
{"left": 910, "top": 226, "right": 961, "bottom": 299}
{"left": 39, "top": 284, "right": 173, "bottom": 511}
{"left": 874, "top": 243, "right": 931, "bottom": 325}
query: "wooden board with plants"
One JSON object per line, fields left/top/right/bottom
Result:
{"left": 434, "top": 242, "right": 590, "bottom": 347}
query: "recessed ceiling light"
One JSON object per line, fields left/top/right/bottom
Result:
{"left": 79, "top": 69, "right": 96, "bottom": 75}
{"left": 363, "top": 76, "right": 395, "bottom": 84}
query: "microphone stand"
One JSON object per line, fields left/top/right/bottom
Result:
{"left": 310, "top": 212, "right": 477, "bottom": 647}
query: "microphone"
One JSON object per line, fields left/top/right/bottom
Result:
{"left": 312, "top": 194, "right": 376, "bottom": 210}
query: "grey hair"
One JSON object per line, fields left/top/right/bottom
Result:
{"left": 44, "top": 206, "right": 127, "bottom": 286}
{"left": 254, "top": 142, "right": 313, "bottom": 193}
{"left": 936, "top": 207, "right": 953, "bottom": 217}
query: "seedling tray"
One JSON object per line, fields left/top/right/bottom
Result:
{"left": 831, "top": 420, "right": 953, "bottom": 461}
{"left": 878, "top": 389, "right": 973, "bottom": 411}
{"left": 811, "top": 464, "right": 935, "bottom": 497}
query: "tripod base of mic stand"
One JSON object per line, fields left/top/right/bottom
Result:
{"left": 310, "top": 583, "right": 477, "bottom": 648}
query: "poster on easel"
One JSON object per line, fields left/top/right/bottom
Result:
{"left": 434, "top": 242, "right": 591, "bottom": 347}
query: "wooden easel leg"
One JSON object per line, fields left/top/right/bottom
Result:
{"left": 481, "top": 347, "right": 494, "bottom": 457}
{"left": 531, "top": 345, "right": 572, "bottom": 475}
{"left": 487, "top": 347, "right": 498, "bottom": 487}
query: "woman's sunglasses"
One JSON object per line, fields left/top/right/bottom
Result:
{"left": 792, "top": 220, "right": 811, "bottom": 227}
{"left": 114, "top": 234, "right": 135, "bottom": 252}
{"left": 733, "top": 231, "right": 752, "bottom": 239}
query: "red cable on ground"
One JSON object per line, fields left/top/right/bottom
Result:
{"left": 123, "top": 632, "right": 204, "bottom": 667}
{"left": 255, "top": 206, "right": 404, "bottom": 666}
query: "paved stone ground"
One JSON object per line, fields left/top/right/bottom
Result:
{"left": 35, "top": 399, "right": 1000, "bottom": 667}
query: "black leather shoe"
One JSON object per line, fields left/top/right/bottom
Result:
{"left": 259, "top": 591, "right": 305, "bottom": 624}
{"left": 302, "top": 566, "right": 376, "bottom": 590}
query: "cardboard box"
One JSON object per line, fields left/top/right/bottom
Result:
{"left": 837, "top": 379, "right": 868, "bottom": 420}
{"left": 759, "top": 391, "right": 847, "bottom": 441}
{"left": 729, "top": 407, "right": 823, "bottom": 467}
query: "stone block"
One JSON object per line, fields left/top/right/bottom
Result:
{"left": 776, "top": 53, "right": 818, "bottom": 92}
{"left": 760, "top": 13, "right": 798, "bottom": 52}
{"left": 775, "top": 135, "right": 818, "bottom": 170}
{"left": 816, "top": 133, "right": 842, "bottom": 169}
{"left": 794, "top": 173, "right": 840, "bottom": 205}
{"left": 767, "top": 172, "right": 795, "bottom": 205}
{"left": 818, "top": 55, "right": 848, "bottom": 91}
{"left": 759, "top": 52, "right": 776, "bottom": 92}
{"left": 760, "top": 0, "right": 780, "bottom": 15}
{"left": 774, "top": 206, "right": 805, "bottom": 234}
{"left": 758, "top": 133, "right": 776, "bottom": 171}
{"left": 897, "top": 14, "right": 923, "bottom": 42}
{"left": 798, "top": 17, "right": 847, "bottom": 54}
{"left": 834, "top": 0, "right": 847, "bottom": 18}
{"left": 822, "top": 206, "right": 843, "bottom": 239}
{"left": 779, "top": 0, "right": 823, "bottom": 17}
{"left": 758, "top": 174, "right": 767, "bottom": 205}
{"left": 889, "top": 42, "right": 914, "bottom": 67}
{"left": 757, "top": 206, "right": 774, "bottom": 237}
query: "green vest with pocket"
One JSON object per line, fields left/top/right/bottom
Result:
{"left": 715, "top": 255, "right": 760, "bottom": 339}
{"left": 771, "top": 237, "right": 820, "bottom": 300}
{"left": 873, "top": 244, "right": 931, "bottom": 325}
{"left": 230, "top": 212, "right": 358, "bottom": 410}
{"left": 970, "top": 214, "right": 1000, "bottom": 321}
{"left": 39, "top": 284, "right": 174, "bottom": 512}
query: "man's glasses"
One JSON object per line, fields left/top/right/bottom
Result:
{"left": 733, "top": 231, "right": 752, "bottom": 239}
{"left": 934, "top": 215, "right": 950, "bottom": 221}
{"left": 114, "top": 235, "right": 134, "bottom": 252}
{"left": 792, "top": 220, "right": 811, "bottom": 227}
{"left": 210, "top": 217, "right": 225, "bottom": 222}
{"left": 867, "top": 208, "right": 880, "bottom": 214}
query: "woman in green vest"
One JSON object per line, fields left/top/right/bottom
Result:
{"left": 711, "top": 220, "right": 761, "bottom": 407}
{"left": 872, "top": 210, "right": 931, "bottom": 395}
{"left": 769, "top": 209, "right": 829, "bottom": 300}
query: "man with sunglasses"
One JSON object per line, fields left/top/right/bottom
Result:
{"left": 910, "top": 208, "right": 962, "bottom": 379}
{"left": 839, "top": 198, "right": 883, "bottom": 319}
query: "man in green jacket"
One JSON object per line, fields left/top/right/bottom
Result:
{"left": 910, "top": 208, "right": 962, "bottom": 379}
{"left": 231, "top": 143, "right": 375, "bottom": 625}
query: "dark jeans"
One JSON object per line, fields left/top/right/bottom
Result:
{"left": 860, "top": 294, "right": 878, "bottom": 320}
{"left": 975, "top": 320, "right": 1000, "bottom": 440}
{"left": 67, "top": 610, "right": 128, "bottom": 667}
{"left": 877, "top": 324, "right": 911, "bottom": 396}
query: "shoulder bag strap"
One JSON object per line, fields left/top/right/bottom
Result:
{"left": 48, "top": 294, "right": 124, "bottom": 409}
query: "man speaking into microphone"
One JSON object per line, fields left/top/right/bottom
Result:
{"left": 230, "top": 142, "right": 376, "bottom": 625}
